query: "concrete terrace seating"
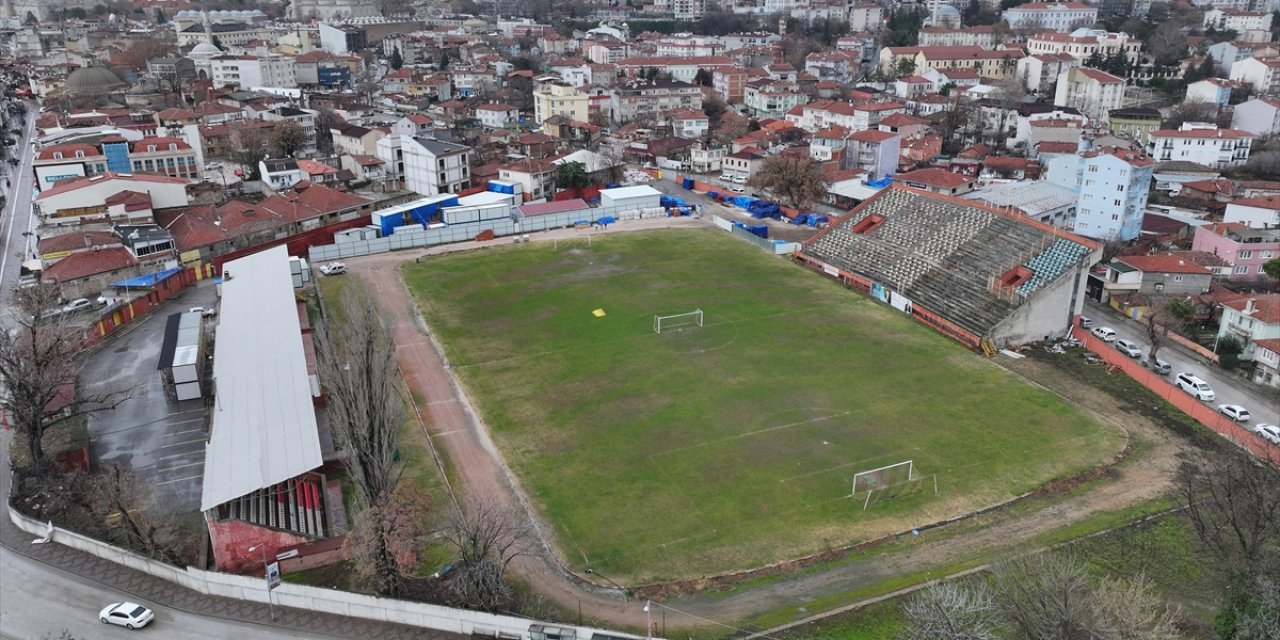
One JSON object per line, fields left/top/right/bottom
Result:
{"left": 225, "top": 475, "right": 328, "bottom": 538}
{"left": 804, "top": 187, "right": 1093, "bottom": 337}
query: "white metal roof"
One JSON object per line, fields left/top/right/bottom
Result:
{"left": 600, "top": 185, "right": 662, "bottom": 200}
{"left": 200, "top": 246, "right": 322, "bottom": 511}
{"left": 965, "top": 181, "right": 1078, "bottom": 217}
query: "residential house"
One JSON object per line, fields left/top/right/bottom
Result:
{"left": 688, "top": 144, "right": 726, "bottom": 174}
{"left": 1054, "top": 67, "right": 1126, "bottom": 123}
{"left": 1186, "top": 78, "right": 1236, "bottom": 108}
{"left": 391, "top": 114, "right": 435, "bottom": 139}
{"left": 722, "top": 148, "right": 766, "bottom": 179}
{"left": 712, "top": 68, "right": 748, "bottom": 104}
{"left": 261, "top": 107, "right": 318, "bottom": 155}
{"left": 341, "top": 154, "right": 386, "bottom": 184}
{"left": 1229, "top": 56, "right": 1280, "bottom": 95}
{"left": 744, "top": 79, "right": 809, "bottom": 118}
{"left": 1099, "top": 254, "right": 1213, "bottom": 304}
{"left": 296, "top": 159, "right": 345, "bottom": 187}
{"left": 915, "top": 46, "right": 1022, "bottom": 81}
{"left": 1224, "top": 194, "right": 1280, "bottom": 228}
{"left": 260, "top": 157, "right": 303, "bottom": 192}
{"left": 1231, "top": 96, "right": 1280, "bottom": 138}
{"left": 401, "top": 137, "right": 471, "bottom": 196}
{"left": 331, "top": 123, "right": 385, "bottom": 158}
{"left": 476, "top": 103, "right": 520, "bottom": 129}
{"left": 1017, "top": 53, "right": 1080, "bottom": 93}
{"left": 669, "top": 109, "right": 710, "bottom": 139}
{"left": 498, "top": 158, "right": 557, "bottom": 201}
{"left": 1147, "top": 126, "right": 1254, "bottom": 169}
{"left": 1108, "top": 107, "right": 1162, "bottom": 144}
{"left": 610, "top": 79, "right": 702, "bottom": 124}
{"left": 893, "top": 167, "right": 975, "bottom": 195}
{"left": 1045, "top": 146, "right": 1155, "bottom": 241}
{"left": 1192, "top": 223, "right": 1280, "bottom": 281}
{"left": 1203, "top": 8, "right": 1273, "bottom": 41}
{"left": 1216, "top": 296, "right": 1280, "bottom": 380}
{"left": 534, "top": 80, "right": 590, "bottom": 124}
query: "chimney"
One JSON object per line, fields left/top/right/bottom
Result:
{"left": 1245, "top": 298, "right": 1256, "bottom": 315}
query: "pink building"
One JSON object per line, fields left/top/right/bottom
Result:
{"left": 1192, "top": 222, "right": 1280, "bottom": 282}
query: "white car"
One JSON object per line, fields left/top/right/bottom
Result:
{"left": 1217, "top": 404, "right": 1251, "bottom": 422}
{"left": 319, "top": 262, "right": 347, "bottom": 276}
{"left": 719, "top": 174, "right": 733, "bottom": 182}
{"left": 189, "top": 306, "right": 217, "bottom": 317}
{"left": 1254, "top": 424, "right": 1280, "bottom": 445}
{"left": 100, "top": 602, "right": 154, "bottom": 629}
{"left": 731, "top": 175, "right": 748, "bottom": 184}
{"left": 1090, "top": 326, "right": 1117, "bottom": 342}
{"left": 1113, "top": 339, "right": 1142, "bottom": 358}
{"left": 62, "top": 298, "right": 93, "bottom": 314}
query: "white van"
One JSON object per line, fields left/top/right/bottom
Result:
{"left": 1175, "top": 373, "right": 1215, "bottom": 402}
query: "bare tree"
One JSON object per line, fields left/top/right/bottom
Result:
{"left": 270, "top": 120, "right": 309, "bottom": 158}
{"left": 902, "top": 581, "right": 1003, "bottom": 640}
{"left": 441, "top": 499, "right": 533, "bottom": 611}
{"left": 748, "top": 155, "right": 830, "bottom": 210}
{"left": 343, "top": 483, "right": 432, "bottom": 597}
{"left": 84, "top": 464, "right": 188, "bottom": 564}
{"left": 315, "top": 288, "right": 403, "bottom": 511}
{"left": 1142, "top": 296, "right": 1194, "bottom": 367}
{"left": 0, "top": 285, "right": 131, "bottom": 474}
{"left": 1176, "top": 448, "right": 1280, "bottom": 572}
{"left": 991, "top": 553, "right": 1100, "bottom": 640}
{"left": 1226, "top": 576, "right": 1280, "bottom": 640}
{"left": 1091, "top": 574, "right": 1185, "bottom": 640}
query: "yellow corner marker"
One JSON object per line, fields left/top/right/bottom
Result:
{"left": 592, "top": 309, "right": 606, "bottom": 318}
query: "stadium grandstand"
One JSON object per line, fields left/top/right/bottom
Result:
{"left": 798, "top": 186, "right": 1100, "bottom": 351}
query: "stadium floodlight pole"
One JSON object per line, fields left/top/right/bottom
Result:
{"left": 584, "top": 567, "right": 629, "bottom": 602}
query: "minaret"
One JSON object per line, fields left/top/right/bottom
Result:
{"left": 202, "top": 0, "right": 214, "bottom": 45}
{"left": 4, "top": 0, "right": 15, "bottom": 21}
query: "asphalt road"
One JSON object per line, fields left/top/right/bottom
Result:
{"left": 0, "top": 106, "right": 36, "bottom": 309}
{"left": 1083, "top": 299, "right": 1280, "bottom": 426}
{"left": 0, "top": 546, "right": 349, "bottom": 640}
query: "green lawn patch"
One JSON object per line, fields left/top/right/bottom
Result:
{"left": 403, "top": 229, "right": 1123, "bottom": 582}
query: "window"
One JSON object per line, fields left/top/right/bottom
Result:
{"left": 1088, "top": 165, "right": 1098, "bottom": 173}
{"left": 1239, "top": 250, "right": 1252, "bottom": 259}
{"left": 1114, "top": 199, "right": 1122, "bottom": 206}
{"left": 1173, "top": 275, "right": 1183, "bottom": 282}
{"left": 1262, "top": 251, "right": 1274, "bottom": 259}
{"left": 1116, "top": 184, "right": 1125, "bottom": 192}
{"left": 1261, "top": 265, "right": 1270, "bottom": 274}
{"left": 1085, "top": 179, "right": 1095, "bottom": 186}
{"left": 1112, "top": 214, "right": 1119, "bottom": 220}
{"left": 53, "top": 152, "right": 62, "bottom": 160}
{"left": 1235, "top": 266, "right": 1249, "bottom": 274}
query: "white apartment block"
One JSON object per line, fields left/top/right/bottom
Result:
{"left": 210, "top": 55, "right": 297, "bottom": 89}
{"left": 1045, "top": 146, "right": 1155, "bottom": 241}
{"left": 401, "top": 137, "right": 471, "bottom": 196}
{"left": 1025, "top": 29, "right": 1142, "bottom": 63}
{"left": 1002, "top": 2, "right": 1098, "bottom": 32}
{"left": 654, "top": 34, "right": 723, "bottom": 57}
{"left": 1147, "top": 125, "right": 1255, "bottom": 169}
{"left": 610, "top": 79, "right": 702, "bottom": 124}
{"left": 847, "top": 2, "right": 883, "bottom": 31}
{"left": 1054, "top": 67, "right": 1126, "bottom": 123}
{"left": 1018, "top": 53, "right": 1081, "bottom": 92}
{"left": 918, "top": 25, "right": 999, "bottom": 48}
{"left": 1230, "top": 56, "right": 1280, "bottom": 94}
{"left": 1232, "top": 96, "right": 1280, "bottom": 137}
{"left": 1203, "top": 8, "right": 1273, "bottom": 32}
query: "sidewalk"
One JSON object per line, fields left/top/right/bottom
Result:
{"left": 0, "top": 432, "right": 461, "bottom": 640}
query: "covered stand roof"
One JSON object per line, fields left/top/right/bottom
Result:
{"left": 200, "top": 246, "right": 322, "bottom": 511}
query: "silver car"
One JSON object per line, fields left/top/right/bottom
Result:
{"left": 1113, "top": 339, "right": 1142, "bottom": 358}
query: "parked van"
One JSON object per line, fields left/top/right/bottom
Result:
{"left": 1175, "top": 373, "right": 1215, "bottom": 401}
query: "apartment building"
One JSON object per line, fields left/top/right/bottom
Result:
{"left": 610, "top": 79, "right": 702, "bottom": 124}
{"left": 129, "top": 137, "right": 200, "bottom": 179}
{"left": 210, "top": 54, "right": 298, "bottom": 89}
{"left": 1054, "top": 67, "right": 1126, "bottom": 122}
{"left": 1025, "top": 30, "right": 1142, "bottom": 63}
{"left": 1045, "top": 146, "right": 1154, "bottom": 241}
{"left": 1002, "top": 2, "right": 1099, "bottom": 32}
{"left": 402, "top": 137, "right": 471, "bottom": 196}
{"left": 534, "top": 80, "right": 590, "bottom": 124}
{"left": 1147, "top": 126, "right": 1254, "bottom": 168}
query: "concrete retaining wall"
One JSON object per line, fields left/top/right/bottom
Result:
{"left": 6, "top": 506, "right": 642, "bottom": 639}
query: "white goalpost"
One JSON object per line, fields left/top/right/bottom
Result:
{"left": 654, "top": 309, "right": 704, "bottom": 334}
{"left": 851, "top": 460, "right": 918, "bottom": 510}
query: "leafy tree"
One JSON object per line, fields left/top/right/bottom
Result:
{"left": 1217, "top": 334, "right": 1245, "bottom": 370}
{"left": 270, "top": 120, "right": 308, "bottom": 158}
{"left": 389, "top": 46, "right": 403, "bottom": 70}
{"left": 702, "top": 93, "right": 728, "bottom": 128}
{"left": 896, "top": 57, "right": 917, "bottom": 78}
{"left": 1261, "top": 257, "right": 1280, "bottom": 282}
{"left": 748, "top": 155, "right": 829, "bottom": 210}
{"left": 0, "top": 285, "right": 132, "bottom": 473}
{"left": 693, "top": 68, "right": 713, "bottom": 86}
{"left": 439, "top": 51, "right": 451, "bottom": 69}
{"left": 67, "top": 7, "right": 87, "bottom": 18}
{"left": 153, "top": 7, "right": 166, "bottom": 23}
{"left": 554, "top": 160, "right": 589, "bottom": 190}
{"left": 885, "top": 8, "right": 924, "bottom": 46}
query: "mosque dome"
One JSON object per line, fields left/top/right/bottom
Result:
{"left": 65, "top": 66, "right": 126, "bottom": 95}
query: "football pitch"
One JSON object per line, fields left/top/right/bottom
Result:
{"left": 403, "top": 229, "right": 1122, "bottom": 582}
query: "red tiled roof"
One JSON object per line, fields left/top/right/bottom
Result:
{"left": 1230, "top": 195, "right": 1280, "bottom": 209}
{"left": 351, "top": 154, "right": 383, "bottom": 166}
{"left": 131, "top": 136, "right": 191, "bottom": 152}
{"left": 895, "top": 167, "right": 974, "bottom": 189}
{"left": 297, "top": 159, "right": 339, "bottom": 175}
{"left": 850, "top": 129, "right": 897, "bottom": 143}
{"left": 36, "top": 143, "right": 101, "bottom": 161}
{"left": 517, "top": 198, "right": 590, "bottom": 216}
{"left": 1075, "top": 67, "right": 1125, "bottom": 83}
{"left": 42, "top": 247, "right": 137, "bottom": 282}
{"left": 36, "top": 172, "right": 189, "bottom": 200}
{"left": 39, "top": 231, "right": 118, "bottom": 255}
{"left": 879, "top": 113, "right": 929, "bottom": 127}
{"left": 1221, "top": 295, "right": 1280, "bottom": 325}
{"left": 104, "top": 190, "right": 152, "bottom": 211}
{"left": 1116, "top": 253, "right": 1212, "bottom": 275}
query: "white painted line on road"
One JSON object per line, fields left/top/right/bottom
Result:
{"left": 162, "top": 438, "right": 207, "bottom": 448}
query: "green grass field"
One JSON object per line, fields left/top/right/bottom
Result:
{"left": 403, "top": 229, "right": 1123, "bottom": 582}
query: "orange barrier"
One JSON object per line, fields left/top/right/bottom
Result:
{"left": 1072, "top": 326, "right": 1280, "bottom": 464}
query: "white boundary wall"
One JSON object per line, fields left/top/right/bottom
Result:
{"left": 7, "top": 506, "right": 642, "bottom": 640}
{"left": 308, "top": 206, "right": 674, "bottom": 263}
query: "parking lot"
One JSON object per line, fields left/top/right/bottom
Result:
{"left": 79, "top": 281, "right": 221, "bottom": 514}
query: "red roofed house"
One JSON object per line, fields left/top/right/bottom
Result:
{"left": 32, "top": 143, "right": 107, "bottom": 192}
{"left": 475, "top": 103, "right": 520, "bottom": 129}
{"left": 38, "top": 230, "right": 118, "bottom": 264}
{"left": 1147, "top": 126, "right": 1255, "bottom": 168}
{"left": 1216, "top": 294, "right": 1280, "bottom": 387}
{"left": 1100, "top": 253, "right": 1213, "bottom": 304}
{"left": 129, "top": 136, "right": 200, "bottom": 179}
{"left": 1192, "top": 222, "right": 1280, "bottom": 283}
{"left": 41, "top": 246, "right": 140, "bottom": 299}
{"left": 894, "top": 167, "right": 975, "bottom": 195}
{"left": 1224, "top": 194, "right": 1280, "bottom": 228}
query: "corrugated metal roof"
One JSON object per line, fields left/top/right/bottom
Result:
{"left": 200, "top": 246, "right": 322, "bottom": 511}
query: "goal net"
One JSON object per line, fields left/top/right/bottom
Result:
{"left": 654, "top": 309, "right": 704, "bottom": 334}
{"left": 851, "top": 460, "right": 918, "bottom": 509}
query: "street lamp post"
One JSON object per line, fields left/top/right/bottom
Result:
{"left": 583, "top": 567, "right": 628, "bottom": 602}
{"left": 247, "top": 544, "right": 276, "bottom": 621}
{"left": 643, "top": 600, "right": 652, "bottom": 639}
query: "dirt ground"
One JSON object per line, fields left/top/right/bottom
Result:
{"left": 350, "top": 222, "right": 1195, "bottom": 632}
